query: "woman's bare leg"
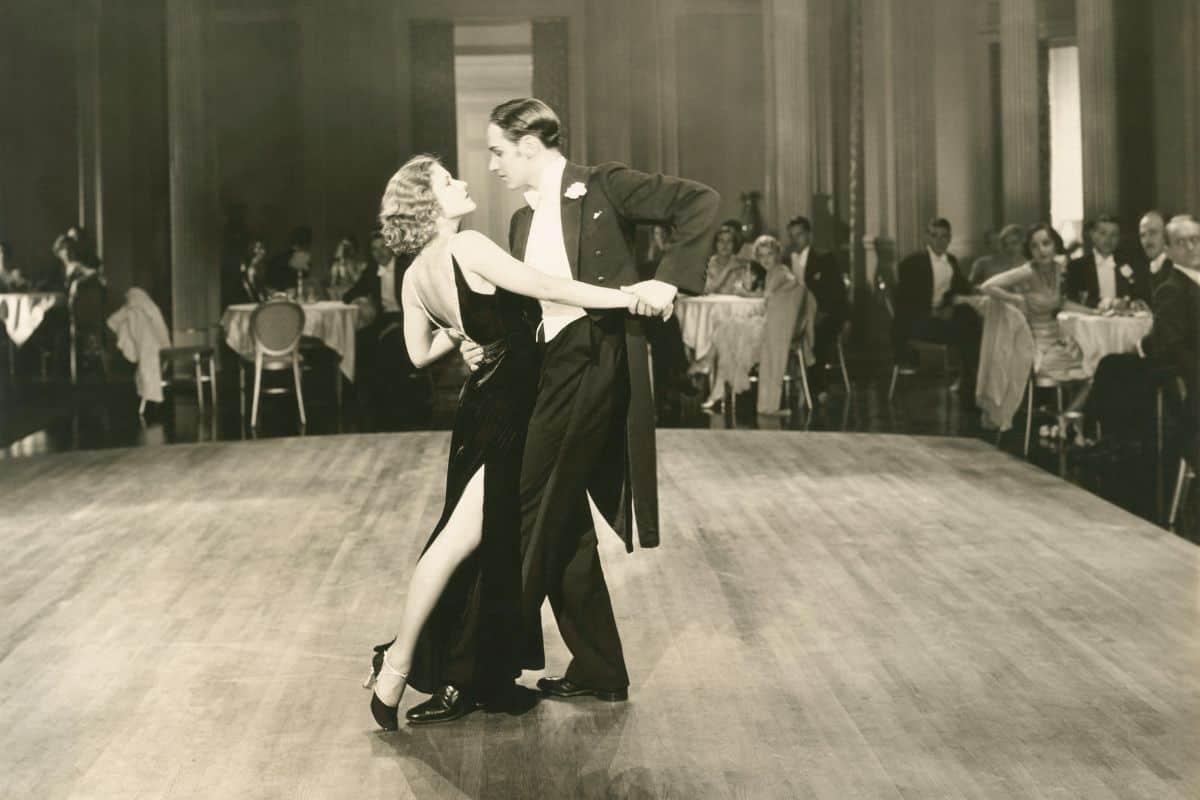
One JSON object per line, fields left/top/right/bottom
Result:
{"left": 375, "top": 467, "right": 485, "bottom": 704}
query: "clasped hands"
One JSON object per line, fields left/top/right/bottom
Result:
{"left": 621, "top": 279, "right": 677, "bottom": 321}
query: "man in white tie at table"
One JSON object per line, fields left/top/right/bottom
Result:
{"left": 1067, "top": 213, "right": 1149, "bottom": 308}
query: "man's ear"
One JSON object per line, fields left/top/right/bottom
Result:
{"left": 517, "top": 134, "right": 541, "bottom": 159}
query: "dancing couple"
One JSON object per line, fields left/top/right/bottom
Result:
{"left": 362, "top": 98, "right": 719, "bottom": 728}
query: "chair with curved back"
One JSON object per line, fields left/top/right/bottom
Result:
{"left": 247, "top": 299, "right": 306, "bottom": 429}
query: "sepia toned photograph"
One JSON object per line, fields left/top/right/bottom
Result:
{"left": 0, "top": 1, "right": 1197, "bottom": 797}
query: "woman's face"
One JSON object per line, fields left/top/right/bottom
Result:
{"left": 756, "top": 246, "right": 779, "bottom": 268}
{"left": 715, "top": 231, "right": 735, "bottom": 257}
{"left": 430, "top": 163, "right": 477, "bottom": 220}
{"left": 251, "top": 240, "right": 266, "bottom": 260}
{"left": 1029, "top": 230, "right": 1057, "bottom": 265}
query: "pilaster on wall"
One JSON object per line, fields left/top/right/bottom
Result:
{"left": 1000, "top": 0, "right": 1042, "bottom": 225}
{"left": 1077, "top": 0, "right": 1119, "bottom": 217}
{"left": 890, "top": 0, "right": 937, "bottom": 256}
{"left": 76, "top": 0, "right": 102, "bottom": 255}
{"left": 1152, "top": 0, "right": 1200, "bottom": 215}
{"left": 166, "top": 0, "right": 221, "bottom": 330}
{"left": 763, "top": 0, "right": 812, "bottom": 227}
{"left": 860, "top": 0, "right": 896, "bottom": 268}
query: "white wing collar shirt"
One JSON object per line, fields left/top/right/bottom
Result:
{"left": 928, "top": 247, "right": 954, "bottom": 309}
{"left": 1094, "top": 252, "right": 1117, "bottom": 300}
{"left": 791, "top": 245, "right": 810, "bottom": 283}
{"left": 523, "top": 154, "right": 585, "bottom": 342}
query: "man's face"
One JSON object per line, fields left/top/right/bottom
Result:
{"left": 926, "top": 225, "right": 952, "bottom": 256}
{"left": 787, "top": 224, "right": 810, "bottom": 252}
{"left": 1167, "top": 220, "right": 1200, "bottom": 271}
{"left": 1090, "top": 221, "right": 1120, "bottom": 256}
{"left": 1139, "top": 215, "right": 1165, "bottom": 260}
{"left": 1001, "top": 232, "right": 1024, "bottom": 258}
{"left": 487, "top": 123, "right": 533, "bottom": 190}
{"left": 714, "top": 230, "right": 735, "bottom": 257}
{"left": 370, "top": 238, "right": 391, "bottom": 266}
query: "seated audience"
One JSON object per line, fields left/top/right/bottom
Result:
{"left": 65, "top": 225, "right": 103, "bottom": 272}
{"left": 705, "top": 226, "right": 762, "bottom": 295}
{"left": 266, "top": 225, "right": 319, "bottom": 298}
{"left": 1138, "top": 210, "right": 1176, "bottom": 304}
{"left": 239, "top": 239, "right": 269, "bottom": 303}
{"left": 327, "top": 235, "right": 367, "bottom": 298}
{"left": 343, "top": 229, "right": 428, "bottom": 429}
{"left": 891, "top": 216, "right": 982, "bottom": 407}
{"left": 1086, "top": 215, "right": 1200, "bottom": 459}
{"left": 981, "top": 223, "right": 1091, "bottom": 383}
{"left": 702, "top": 234, "right": 796, "bottom": 410}
{"left": 1066, "top": 213, "right": 1148, "bottom": 307}
{"left": 45, "top": 234, "right": 104, "bottom": 293}
{"left": 783, "top": 215, "right": 848, "bottom": 397}
{"left": 970, "top": 223, "right": 1024, "bottom": 285}
{"left": 0, "top": 242, "right": 30, "bottom": 291}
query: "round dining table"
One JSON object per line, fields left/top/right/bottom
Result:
{"left": 1057, "top": 310, "right": 1153, "bottom": 376}
{"left": 221, "top": 301, "right": 359, "bottom": 380}
{"left": 674, "top": 294, "right": 767, "bottom": 362}
{"left": 0, "top": 292, "right": 65, "bottom": 347}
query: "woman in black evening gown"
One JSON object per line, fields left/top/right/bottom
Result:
{"left": 363, "top": 155, "right": 640, "bottom": 729}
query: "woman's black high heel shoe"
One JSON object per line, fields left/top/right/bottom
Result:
{"left": 363, "top": 639, "right": 407, "bottom": 731}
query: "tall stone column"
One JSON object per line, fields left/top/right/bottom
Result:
{"left": 763, "top": 0, "right": 812, "bottom": 227}
{"left": 1077, "top": 0, "right": 1119, "bottom": 217}
{"left": 1000, "top": 0, "right": 1042, "bottom": 224}
{"left": 166, "top": 0, "right": 221, "bottom": 329}
{"left": 890, "top": 0, "right": 937, "bottom": 256}
{"left": 860, "top": 0, "right": 896, "bottom": 284}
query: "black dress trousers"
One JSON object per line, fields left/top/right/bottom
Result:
{"left": 518, "top": 314, "right": 631, "bottom": 691}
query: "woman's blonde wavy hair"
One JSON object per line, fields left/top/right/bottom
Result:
{"left": 379, "top": 154, "right": 442, "bottom": 255}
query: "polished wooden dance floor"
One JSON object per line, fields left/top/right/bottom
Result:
{"left": 1, "top": 431, "right": 1196, "bottom": 799}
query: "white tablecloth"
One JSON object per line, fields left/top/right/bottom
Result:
{"left": 222, "top": 301, "right": 359, "bottom": 380}
{"left": 0, "top": 292, "right": 65, "bottom": 346}
{"left": 674, "top": 295, "right": 767, "bottom": 362}
{"left": 1057, "top": 311, "right": 1153, "bottom": 376}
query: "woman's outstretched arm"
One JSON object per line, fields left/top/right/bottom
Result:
{"left": 451, "top": 230, "right": 636, "bottom": 312}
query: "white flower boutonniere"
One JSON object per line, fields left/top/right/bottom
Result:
{"left": 564, "top": 182, "right": 587, "bottom": 200}
{"left": 1119, "top": 264, "right": 1134, "bottom": 280}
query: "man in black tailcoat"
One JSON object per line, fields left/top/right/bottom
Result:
{"left": 410, "top": 97, "right": 719, "bottom": 724}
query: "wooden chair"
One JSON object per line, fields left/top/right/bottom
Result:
{"left": 144, "top": 324, "right": 219, "bottom": 417}
{"left": 245, "top": 299, "right": 306, "bottom": 429}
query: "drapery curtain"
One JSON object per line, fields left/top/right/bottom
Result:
{"left": 410, "top": 20, "right": 458, "bottom": 176}
{"left": 532, "top": 19, "right": 569, "bottom": 157}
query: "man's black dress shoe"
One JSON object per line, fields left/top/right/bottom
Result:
{"left": 405, "top": 684, "right": 477, "bottom": 725}
{"left": 536, "top": 676, "right": 628, "bottom": 702}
